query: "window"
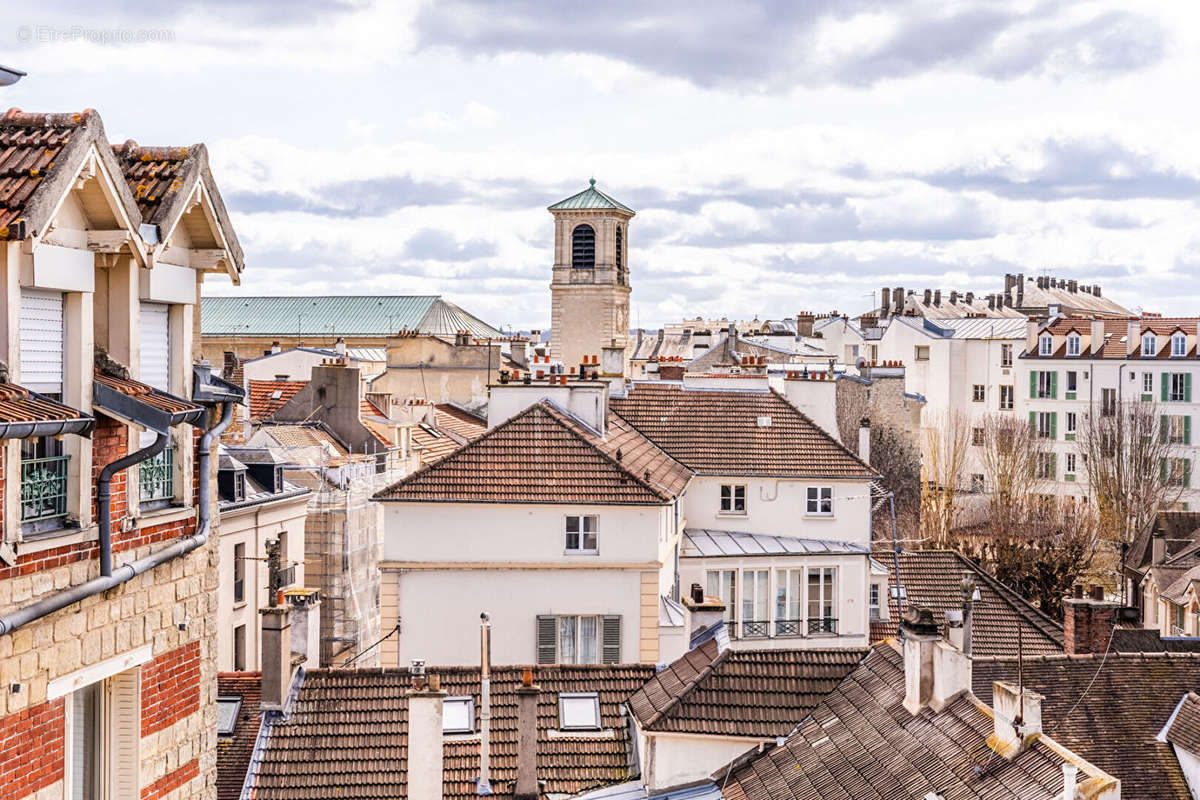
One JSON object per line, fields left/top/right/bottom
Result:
{"left": 806, "top": 486, "right": 833, "bottom": 515}
{"left": 808, "top": 568, "right": 837, "bottom": 634}
{"left": 233, "top": 543, "right": 246, "bottom": 604}
{"left": 1143, "top": 333, "right": 1157, "bottom": 357}
{"left": 1035, "top": 411, "right": 1056, "bottom": 440}
{"left": 234, "top": 624, "right": 246, "bottom": 671}
{"left": 1165, "top": 415, "right": 1191, "bottom": 445}
{"left": 1066, "top": 412, "right": 1077, "bottom": 435}
{"left": 914, "top": 345, "right": 930, "bottom": 362}
{"left": 21, "top": 432, "right": 69, "bottom": 530}
{"left": 571, "top": 224, "right": 595, "bottom": 269}
{"left": 139, "top": 436, "right": 174, "bottom": 509}
{"left": 1067, "top": 371, "right": 1077, "bottom": 392}
{"left": 1173, "top": 332, "right": 1188, "bottom": 358}
{"left": 774, "top": 569, "right": 803, "bottom": 636}
{"left": 68, "top": 671, "right": 139, "bottom": 800}
{"left": 1065, "top": 453, "right": 1076, "bottom": 476}
{"left": 1067, "top": 332, "right": 1080, "bottom": 357}
{"left": 972, "top": 384, "right": 985, "bottom": 402}
{"left": 869, "top": 583, "right": 883, "bottom": 621}
{"left": 1144, "top": 372, "right": 1154, "bottom": 394}
{"left": 537, "top": 615, "right": 620, "bottom": 664}
{"left": 558, "top": 692, "right": 602, "bottom": 731}
{"left": 1039, "top": 334, "right": 1052, "bottom": 356}
{"left": 707, "top": 570, "right": 736, "bottom": 623}
{"left": 1164, "top": 457, "right": 1192, "bottom": 488}
{"left": 970, "top": 473, "right": 985, "bottom": 493}
{"left": 740, "top": 569, "right": 769, "bottom": 638}
{"left": 1167, "top": 372, "right": 1191, "bottom": 403}
{"left": 1001, "top": 343, "right": 1013, "bottom": 368}
{"left": 719, "top": 484, "right": 746, "bottom": 514}
{"left": 70, "top": 681, "right": 101, "bottom": 800}
{"left": 565, "top": 515, "right": 598, "bottom": 553}
{"left": 1101, "top": 388, "right": 1117, "bottom": 417}
{"left": 972, "top": 427, "right": 984, "bottom": 446}
{"left": 615, "top": 225, "right": 625, "bottom": 285}
{"left": 1036, "top": 452, "right": 1055, "bottom": 480}
{"left": 217, "top": 696, "right": 243, "bottom": 736}
{"left": 1035, "top": 370, "right": 1056, "bottom": 399}
{"left": 443, "top": 696, "right": 475, "bottom": 734}
{"left": 999, "top": 385, "right": 1014, "bottom": 410}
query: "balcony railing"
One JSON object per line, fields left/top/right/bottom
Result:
{"left": 774, "top": 619, "right": 803, "bottom": 637}
{"left": 740, "top": 620, "right": 769, "bottom": 639}
{"left": 140, "top": 447, "right": 174, "bottom": 504}
{"left": 808, "top": 617, "right": 839, "bottom": 635}
{"left": 21, "top": 455, "right": 70, "bottom": 523}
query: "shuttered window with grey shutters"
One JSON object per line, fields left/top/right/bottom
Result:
{"left": 139, "top": 303, "right": 171, "bottom": 391}
{"left": 19, "top": 289, "right": 64, "bottom": 394}
{"left": 601, "top": 616, "right": 621, "bottom": 664}
{"left": 536, "top": 616, "right": 557, "bottom": 664}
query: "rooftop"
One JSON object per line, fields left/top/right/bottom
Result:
{"left": 247, "top": 379, "right": 307, "bottom": 419}
{"left": 216, "top": 672, "right": 262, "bottom": 800}
{"left": 547, "top": 179, "right": 635, "bottom": 214}
{"left": 681, "top": 529, "right": 869, "bottom": 558}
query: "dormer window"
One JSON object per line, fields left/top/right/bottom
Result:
{"left": 233, "top": 472, "right": 246, "bottom": 503}
{"left": 1066, "top": 332, "right": 1080, "bottom": 357}
{"left": 1143, "top": 333, "right": 1157, "bottom": 357}
{"left": 1038, "top": 334, "right": 1053, "bottom": 356}
{"left": 1173, "top": 332, "right": 1187, "bottom": 358}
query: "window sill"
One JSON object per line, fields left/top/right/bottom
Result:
{"left": 233, "top": 601, "right": 247, "bottom": 611}
{"left": 564, "top": 550, "right": 599, "bottom": 556}
{"left": 804, "top": 513, "right": 835, "bottom": 519}
{"left": 16, "top": 523, "right": 98, "bottom": 556}
{"left": 132, "top": 505, "right": 196, "bottom": 530}
{"left": 716, "top": 511, "right": 747, "bottom": 518}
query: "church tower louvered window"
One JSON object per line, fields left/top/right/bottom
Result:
{"left": 615, "top": 225, "right": 624, "bottom": 285}
{"left": 572, "top": 224, "right": 595, "bottom": 269}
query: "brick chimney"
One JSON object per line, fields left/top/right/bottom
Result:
{"left": 1062, "top": 585, "right": 1118, "bottom": 654}
{"left": 880, "top": 287, "right": 891, "bottom": 318}
{"left": 407, "top": 661, "right": 445, "bottom": 800}
{"left": 796, "top": 312, "right": 815, "bottom": 338}
{"left": 514, "top": 668, "right": 540, "bottom": 800}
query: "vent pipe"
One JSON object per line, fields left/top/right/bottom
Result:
{"left": 478, "top": 612, "right": 493, "bottom": 795}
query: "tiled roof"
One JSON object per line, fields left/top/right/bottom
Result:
{"left": 547, "top": 179, "right": 634, "bottom": 214}
{"left": 627, "top": 638, "right": 865, "bottom": 736}
{"left": 200, "top": 296, "right": 504, "bottom": 338}
{"left": 722, "top": 644, "right": 1079, "bottom": 800}
{"left": 1167, "top": 692, "right": 1200, "bottom": 757}
{"left": 112, "top": 142, "right": 190, "bottom": 223}
{"left": 0, "top": 382, "right": 93, "bottom": 431}
{"left": 247, "top": 379, "right": 306, "bottom": 419}
{"left": 869, "top": 550, "right": 1063, "bottom": 657}
{"left": 434, "top": 404, "right": 487, "bottom": 441}
{"left": 1128, "top": 511, "right": 1200, "bottom": 576}
{"left": 1112, "top": 627, "right": 1200, "bottom": 653}
{"left": 252, "top": 664, "right": 655, "bottom": 800}
{"left": 375, "top": 401, "right": 691, "bottom": 504}
{"left": 1033, "top": 316, "right": 1200, "bottom": 360}
{"left": 973, "top": 652, "right": 1200, "bottom": 800}
{"left": 610, "top": 383, "right": 874, "bottom": 478}
{"left": 216, "top": 672, "right": 262, "bottom": 800}
{"left": 252, "top": 424, "right": 349, "bottom": 456}
{"left": 411, "top": 421, "right": 463, "bottom": 466}
{"left": 93, "top": 370, "right": 203, "bottom": 417}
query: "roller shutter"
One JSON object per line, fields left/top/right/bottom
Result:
{"left": 139, "top": 303, "right": 171, "bottom": 391}
{"left": 19, "top": 289, "right": 64, "bottom": 394}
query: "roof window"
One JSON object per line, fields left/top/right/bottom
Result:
{"left": 442, "top": 696, "right": 475, "bottom": 734}
{"left": 558, "top": 692, "right": 601, "bottom": 730}
{"left": 216, "top": 696, "right": 242, "bottom": 735}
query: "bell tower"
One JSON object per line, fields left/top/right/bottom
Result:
{"left": 548, "top": 179, "right": 634, "bottom": 376}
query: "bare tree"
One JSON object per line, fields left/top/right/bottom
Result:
{"left": 920, "top": 410, "right": 971, "bottom": 546}
{"left": 868, "top": 422, "right": 921, "bottom": 539}
{"left": 978, "top": 413, "right": 1047, "bottom": 512}
{"left": 1076, "top": 399, "right": 1188, "bottom": 547}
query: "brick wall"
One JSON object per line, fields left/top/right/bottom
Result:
{"left": 92, "top": 416, "right": 128, "bottom": 526}
{"left": 141, "top": 640, "right": 201, "bottom": 736}
{"left": 141, "top": 757, "right": 199, "bottom": 800}
{"left": 0, "top": 698, "right": 63, "bottom": 799}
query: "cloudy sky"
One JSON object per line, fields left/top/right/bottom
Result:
{"left": 6, "top": 1, "right": 1200, "bottom": 328}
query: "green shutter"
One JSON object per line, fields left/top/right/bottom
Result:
{"left": 1029, "top": 411, "right": 1036, "bottom": 432}
{"left": 1050, "top": 412, "right": 1057, "bottom": 440}
{"left": 1187, "top": 373, "right": 1193, "bottom": 403}
{"left": 1186, "top": 459, "right": 1192, "bottom": 489}
{"left": 1187, "top": 416, "right": 1193, "bottom": 446}
{"left": 1162, "top": 415, "right": 1170, "bottom": 444}
{"left": 1050, "top": 371, "right": 1058, "bottom": 399}
{"left": 1163, "top": 372, "right": 1170, "bottom": 402}
{"left": 1030, "top": 370, "right": 1038, "bottom": 399}
{"left": 1161, "top": 458, "right": 1169, "bottom": 485}
{"left": 1048, "top": 453, "right": 1056, "bottom": 480}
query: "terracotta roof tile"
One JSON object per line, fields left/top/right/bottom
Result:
{"left": 869, "top": 550, "right": 1063, "bottom": 657}
{"left": 374, "top": 401, "right": 691, "bottom": 504}
{"left": 252, "top": 664, "right": 655, "bottom": 800}
{"left": 0, "top": 381, "right": 92, "bottom": 428}
{"left": 627, "top": 639, "right": 866, "bottom": 737}
{"left": 0, "top": 109, "right": 92, "bottom": 238}
{"left": 247, "top": 379, "right": 306, "bottom": 419}
{"left": 434, "top": 404, "right": 487, "bottom": 441}
{"left": 973, "top": 652, "right": 1200, "bottom": 800}
{"left": 111, "top": 142, "right": 190, "bottom": 223}
{"left": 411, "top": 422, "right": 464, "bottom": 466}
{"left": 1166, "top": 692, "right": 1200, "bottom": 758}
{"left": 93, "top": 370, "right": 201, "bottom": 415}
{"left": 610, "top": 383, "right": 874, "bottom": 478}
{"left": 216, "top": 672, "right": 262, "bottom": 800}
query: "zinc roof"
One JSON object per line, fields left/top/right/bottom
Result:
{"left": 921, "top": 316, "right": 1028, "bottom": 340}
{"left": 547, "top": 179, "right": 635, "bottom": 214}
{"left": 200, "top": 295, "right": 503, "bottom": 339}
{"left": 681, "top": 529, "right": 869, "bottom": 558}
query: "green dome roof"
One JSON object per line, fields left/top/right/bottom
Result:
{"left": 548, "top": 179, "right": 635, "bottom": 214}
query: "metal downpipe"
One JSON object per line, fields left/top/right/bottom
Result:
{"left": 98, "top": 432, "right": 168, "bottom": 577}
{"left": 0, "top": 401, "right": 234, "bottom": 637}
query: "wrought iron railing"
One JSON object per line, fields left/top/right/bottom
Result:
{"left": 808, "top": 617, "right": 838, "bottom": 635}
{"left": 740, "top": 620, "right": 769, "bottom": 639}
{"left": 21, "top": 455, "right": 70, "bottom": 523}
{"left": 774, "top": 619, "right": 803, "bottom": 637}
{"left": 140, "top": 447, "right": 173, "bottom": 503}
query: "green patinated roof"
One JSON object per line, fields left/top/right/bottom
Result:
{"left": 547, "top": 179, "right": 635, "bottom": 214}
{"left": 200, "top": 295, "right": 504, "bottom": 338}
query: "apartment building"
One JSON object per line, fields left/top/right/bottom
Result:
{"left": 1019, "top": 315, "right": 1200, "bottom": 509}
{"left": 0, "top": 108, "right": 243, "bottom": 800}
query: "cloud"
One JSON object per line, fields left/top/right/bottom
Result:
{"left": 402, "top": 228, "right": 496, "bottom": 261}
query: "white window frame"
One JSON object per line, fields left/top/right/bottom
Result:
{"left": 999, "top": 385, "right": 1014, "bottom": 410}
{"left": 1173, "top": 333, "right": 1187, "bottom": 358}
{"left": 706, "top": 569, "right": 736, "bottom": 622}
{"left": 774, "top": 568, "right": 803, "bottom": 633}
{"left": 564, "top": 515, "right": 598, "bottom": 554}
{"left": 1066, "top": 371, "right": 1077, "bottom": 392}
{"left": 807, "top": 567, "right": 837, "bottom": 635}
{"left": 1065, "top": 453, "right": 1077, "bottom": 476}
{"left": 217, "top": 696, "right": 242, "bottom": 736}
{"left": 1170, "top": 373, "right": 1188, "bottom": 403}
{"left": 972, "top": 384, "right": 985, "bottom": 402}
{"left": 1144, "top": 372, "right": 1155, "bottom": 394}
{"left": 1039, "top": 334, "right": 1053, "bottom": 356}
{"left": 1066, "top": 333, "right": 1080, "bottom": 357}
{"left": 1143, "top": 333, "right": 1157, "bottom": 357}
{"left": 719, "top": 484, "right": 746, "bottom": 515}
{"left": 740, "top": 568, "right": 769, "bottom": 634}
{"left": 1037, "top": 371, "right": 1054, "bottom": 398}
{"left": 1168, "top": 415, "right": 1188, "bottom": 445}
{"left": 1037, "top": 452, "right": 1055, "bottom": 479}
{"left": 806, "top": 486, "right": 833, "bottom": 516}
{"left": 442, "top": 696, "right": 476, "bottom": 734}
{"left": 1066, "top": 412, "right": 1077, "bottom": 434}
{"left": 556, "top": 615, "right": 600, "bottom": 664}
{"left": 558, "top": 692, "right": 602, "bottom": 731}
{"left": 1001, "top": 343, "right": 1013, "bottom": 368}
{"left": 1037, "top": 412, "right": 1053, "bottom": 439}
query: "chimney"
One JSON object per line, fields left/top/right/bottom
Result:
{"left": 923, "top": 289, "right": 932, "bottom": 306}
{"left": 514, "top": 669, "right": 540, "bottom": 800}
{"left": 334, "top": 337, "right": 347, "bottom": 356}
{"left": 1090, "top": 318, "right": 1105, "bottom": 355}
{"left": 260, "top": 606, "right": 292, "bottom": 711}
{"left": 270, "top": 341, "right": 282, "bottom": 354}
{"left": 901, "top": 605, "right": 939, "bottom": 714}
{"left": 990, "top": 680, "right": 1043, "bottom": 759}
{"left": 796, "top": 312, "right": 815, "bottom": 338}
{"left": 949, "top": 291, "right": 958, "bottom": 305}
{"left": 880, "top": 287, "right": 891, "bottom": 318}
{"left": 601, "top": 344, "right": 626, "bottom": 378}
{"left": 1127, "top": 320, "right": 1140, "bottom": 357}
{"left": 510, "top": 340, "right": 528, "bottom": 368}
{"left": 1005, "top": 273, "right": 1017, "bottom": 293}
{"left": 1062, "top": 590, "right": 1118, "bottom": 654}
{"left": 1152, "top": 529, "right": 1167, "bottom": 565}
{"left": 965, "top": 292, "right": 974, "bottom": 305}
{"left": 478, "top": 613, "right": 493, "bottom": 794}
{"left": 1068, "top": 279, "right": 1078, "bottom": 293}
{"left": 1063, "top": 763, "right": 1078, "bottom": 800}
{"left": 407, "top": 661, "right": 445, "bottom": 800}
{"left": 988, "top": 294, "right": 996, "bottom": 311}
{"left": 683, "top": 583, "right": 728, "bottom": 649}
{"left": 858, "top": 417, "right": 870, "bottom": 464}
{"left": 933, "top": 289, "right": 941, "bottom": 306}
{"left": 893, "top": 287, "right": 904, "bottom": 314}
{"left": 1093, "top": 284, "right": 1102, "bottom": 298}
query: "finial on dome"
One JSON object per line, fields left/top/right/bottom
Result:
{"left": 589, "top": 177, "right": 596, "bottom": 187}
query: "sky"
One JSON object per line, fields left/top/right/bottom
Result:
{"left": 5, "top": 0, "right": 1200, "bottom": 330}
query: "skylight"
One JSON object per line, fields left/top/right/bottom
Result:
{"left": 216, "top": 696, "right": 242, "bottom": 735}
{"left": 442, "top": 696, "right": 475, "bottom": 734}
{"left": 558, "top": 692, "right": 601, "bottom": 731}
{"left": 269, "top": 390, "right": 283, "bottom": 400}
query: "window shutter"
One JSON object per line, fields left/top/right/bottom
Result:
{"left": 1028, "top": 411, "right": 1036, "bottom": 432}
{"left": 1050, "top": 413, "right": 1057, "bottom": 440}
{"left": 19, "top": 289, "right": 64, "bottom": 394}
{"left": 1029, "top": 371, "right": 1037, "bottom": 399}
{"left": 1161, "top": 458, "right": 1168, "bottom": 485}
{"left": 107, "top": 669, "right": 141, "bottom": 798}
{"left": 1048, "top": 454, "right": 1056, "bottom": 480}
{"left": 1163, "top": 372, "right": 1170, "bottom": 402}
{"left": 1187, "top": 373, "right": 1193, "bottom": 403}
{"left": 1187, "top": 416, "right": 1193, "bottom": 446}
{"left": 1050, "top": 371, "right": 1058, "bottom": 399}
{"left": 139, "top": 303, "right": 171, "bottom": 391}
{"left": 601, "top": 616, "right": 621, "bottom": 664}
{"left": 1162, "top": 415, "right": 1170, "bottom": 445}
{"left": 536, "top": 616, "right": 557, "bottom": 664}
